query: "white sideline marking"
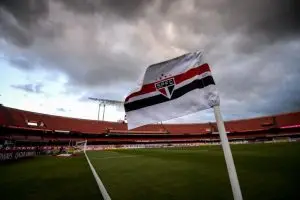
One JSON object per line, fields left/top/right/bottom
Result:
{"left": 84, "top": 152, "right": 112, "bottom": 200}
{"left": 91, "top": 155, "right": 138, "bottom": 160}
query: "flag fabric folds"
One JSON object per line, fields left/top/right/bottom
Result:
{"left": 124, "top": 51, "right": 220, "bottom": 129}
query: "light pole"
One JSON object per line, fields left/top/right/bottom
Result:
{"left": 97, "top": 102, "right": 101, "bottom": 121}
{"left": 102, "top": 104, "right": 106, "bottom": 121}
{"left": 89, "top": 97, "right": 123, "bottom": 121}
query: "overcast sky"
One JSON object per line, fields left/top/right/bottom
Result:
{"left": 0, "top": 0, "right": 299, "bottom": 123}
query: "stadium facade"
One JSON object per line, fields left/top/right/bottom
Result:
{"left": 0, "top": 104, "right": 299, "bottom": 147}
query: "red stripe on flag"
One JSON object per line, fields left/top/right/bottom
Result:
{"left": 125, "top": 63, "right": 211, "bottom": 102}
{"left": 174, "top": 63, "right": 210, "bottom": 85}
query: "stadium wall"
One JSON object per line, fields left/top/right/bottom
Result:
{"left": 0, "top": 105, "right": 299, "bottom": 145}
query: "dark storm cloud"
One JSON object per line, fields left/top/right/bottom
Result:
{"left": 0, "top": 0, "right": 49, "bottom": 25}
{"left": 0, "top": 0, "right": 49, "bottom": 47}
{"left": 232, "top": 1, "right": 300, "bottom": 36}
{"left": 156, "top": 0, "right": 300, "bottom": 54}
{"left": 58, "top": 0, "right": 300, "bottom": 43}
{"left": 11, "top": 83, "right": 44, "bottom": 94}
{"left": 218, "top": 0, "right": 300, "bottom": 53}
{"left": 0, "top": 0, "right": 300, "bottom": 121}
{"left": 57, "top": 0, "right": 152, "bottom": 19}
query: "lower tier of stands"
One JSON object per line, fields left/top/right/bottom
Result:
{"left": 1, "top": 125, "right": 300, "bottom": 147}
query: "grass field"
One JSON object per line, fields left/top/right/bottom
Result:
{"left": 1, "top": 142, "right": 300, "bottom": 200}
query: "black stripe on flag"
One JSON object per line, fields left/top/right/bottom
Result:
{"left": 125, "top": 76, "right": 215, "bottom": 112}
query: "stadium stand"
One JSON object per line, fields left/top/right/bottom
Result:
{"left": 0, "top": 104, "right": 299, "bottom": 146}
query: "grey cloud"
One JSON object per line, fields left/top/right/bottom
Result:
{"left": 0, "top": 0, "right": 49, "bottom": 26}
{"left": 8, "top": 57, "right": 33, "bottom": 70}
{"left": 56, "top": 107, "right": 66, "bottom": 112}
{"left": 0, "top": 0, "right": 49, "bottom": 47}
{"left": 0, "top": 0, "right": 300, "bottom": 121}
{"left": 221, "top": 0, "right": 300, "bottom": 53}
{"left": 11, "top": 83, "right": 44, "bottom": 94}
{"left": 78, "top": 87, "right": 129, "bottom": 102}
{"left": 57, "top": 0, "right": 153, "bottom": 20}
{"left": 214, "top": 41, "right": 300, "bottom": 115}
{"left": 221, "top": 1, "right": 300, "bottom": 37}
{"left": 146, "top": 0, "right": 300, "bottom": 54}
{"left": 64, "top": 52, "right": 143, "bottom": 86}
{"left": 79, "top": 90, "right": 125, "bottom": 113}
{"left": 0, "top": 53, "right": 34, "bottom": 70}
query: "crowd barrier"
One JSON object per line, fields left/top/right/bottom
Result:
{"left": 0, "top": 149, "right": 37, "bottom": 162}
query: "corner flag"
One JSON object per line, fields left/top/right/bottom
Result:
{"left": 124, "top": 50, "right": 243, "bottom": 200}
{"left": 124, "top": 51, "right": 219, "bottom": 129}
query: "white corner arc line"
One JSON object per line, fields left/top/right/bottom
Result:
{"left": 84, "top": 152, "right": 112, "bottom": 200}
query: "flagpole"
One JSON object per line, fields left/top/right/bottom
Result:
{"left": 213, "top": 105, "right": 243, "bottom": 200}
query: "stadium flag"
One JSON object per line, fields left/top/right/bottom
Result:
{"left": 124, "top": 51, "right": 220, "bottom": 129}
{"left": 124, "top": 50, "right": 243, "bottom": 200}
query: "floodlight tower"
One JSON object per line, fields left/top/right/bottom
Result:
{"left": 88, "top": 97, "right": 123, "bottom": 121}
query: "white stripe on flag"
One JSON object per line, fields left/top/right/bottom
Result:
{"left": 143, "top": 51, "right": 204, "bottom": 84}
{"left": 126, "top": 84, "right": 218, "bottom": 129}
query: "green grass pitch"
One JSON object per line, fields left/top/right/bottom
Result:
{"left": 1, "top": 142, "right": 300, "bottom": 200}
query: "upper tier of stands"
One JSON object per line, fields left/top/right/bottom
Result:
{"left": 0, "top": 104, "right": 299, "bottom": 135}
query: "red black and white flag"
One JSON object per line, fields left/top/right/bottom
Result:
{"left": 124, "top": 51, "right": 220, "bottom": 129}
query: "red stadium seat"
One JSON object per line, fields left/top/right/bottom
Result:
{"left": 0, "top": 105, "right": 299, "bottom": 137}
